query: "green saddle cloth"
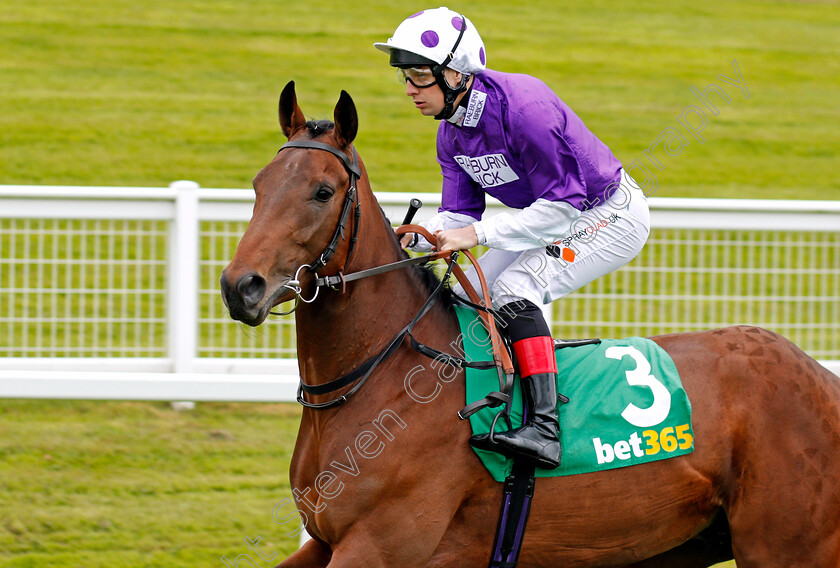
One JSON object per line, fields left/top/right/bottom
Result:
{"left": 454, "top": 306, "right": 694, "bottom": 482}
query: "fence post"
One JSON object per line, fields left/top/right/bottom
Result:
{"left": 168, "top": 180, "right": 200, "bottom": 374}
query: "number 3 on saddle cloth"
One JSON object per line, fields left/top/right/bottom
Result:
{"left": 454, "top": 305, "right": 695, "bottom": 481}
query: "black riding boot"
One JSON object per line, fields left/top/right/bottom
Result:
{"left": 468, "top": 299, "right": 562, "bottom": 469}
{"left": 470, "top": 372, "right": 562, "bottom": 469}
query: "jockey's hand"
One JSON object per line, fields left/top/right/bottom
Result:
{"left": 435, "top": 225, "right": 478, "bottom": 252}
{"left": 398, "top": 232, "right": 414, "bottom": 250}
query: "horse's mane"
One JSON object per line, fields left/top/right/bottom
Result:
{"left": 304, "top": 118, "right": 453, "bottom": 309}
{"left": 381, "top": 208, "right": 453, "bottom": 309}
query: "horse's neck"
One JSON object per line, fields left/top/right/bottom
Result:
{"left": 294, "top": 184, "right": 442, "bottom": 385}
{"left": 289, "top": 178, "right": 469, "bottom": 499}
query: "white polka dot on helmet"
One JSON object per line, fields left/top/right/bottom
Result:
{"left": 374, "top": 7, "right": 486, "bottom": 74}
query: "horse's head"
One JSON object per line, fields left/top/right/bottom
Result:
{"left": 220, "top": 81, "right": 360, "bottom": 326}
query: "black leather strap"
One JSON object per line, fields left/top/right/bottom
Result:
{"left": 309, "top": 186, "right": 357, "bottom": 274}
{"left": 300, "top": 330, "right": 407, "bottom": 396}
{"left": 315, "top": 253, "right": 437, "bottom": 289}
{"left": 458, "top": 391, "right": 511, "bottom": 420}
{"left": 280, "top": 140, "right": 361, "bottom": 177}
{"left": 297, "top": 255, "right": 460, "bottom": 410}
{"left": 276, "top": 139, "right": 362, "bottom": 276}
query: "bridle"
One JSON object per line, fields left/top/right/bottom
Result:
{"left": 269, "top": 139, "right": 362, "bottom": 316}
{"left": 265, "top": 137, "right": 515, "bottom": 411}
{"left": 270, "top": 138, "right": 451, "bottom": 313}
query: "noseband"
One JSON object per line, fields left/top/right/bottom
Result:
{"left": 271, "top": 139, "right": 362, "bottom": 315}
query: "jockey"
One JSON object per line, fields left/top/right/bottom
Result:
{"left": 375, "top": 7, "right": 651, "bottom": 469}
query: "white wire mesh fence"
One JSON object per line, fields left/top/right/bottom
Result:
{"left": 198, "top": 219, "right": 297, "bottom": 359}
{"left": 0, "top": 218, "right": 169, "bottom": 358}
{"left": 0, "top": 185, "right": 838, "bottom": 399}
{"left": 556, "top": 228, "right": 840, "bottom": 359}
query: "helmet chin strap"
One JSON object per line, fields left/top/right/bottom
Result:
{"left": 434, "top": 72, "right": 470, "bottom": 120}
{"left": 431, "top": 14, "right": 469, "bottom": 121}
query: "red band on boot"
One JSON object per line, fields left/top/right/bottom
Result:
{"left": 512, "top": 336, "right": 557, "bottom": 377}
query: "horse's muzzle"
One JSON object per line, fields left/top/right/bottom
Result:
{"left": 220, "top": 271, "right": 269, "bottom": 326}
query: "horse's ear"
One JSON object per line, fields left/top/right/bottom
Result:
{"left": 279, "top": 80, "right": 307, "bottom": 139}
{"left": 333, "top": 90, "right": 358, "bottom": 148}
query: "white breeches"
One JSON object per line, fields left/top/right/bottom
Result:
{"left": 453, "top": 170, "right": 651, "bottom": 308}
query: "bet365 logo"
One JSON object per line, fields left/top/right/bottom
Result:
{"left": 591, "top": 346, "right": 693, "bottom": 465}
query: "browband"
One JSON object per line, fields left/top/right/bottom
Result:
{"left": 279, "top": 140, "right": 361, "bottom": 178}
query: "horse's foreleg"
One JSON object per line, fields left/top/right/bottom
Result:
{"left": 276, "top": 538, "right": 331, "bottom": 568}
{"left": 273, "top": 535, "right": 390, "bottom": 568}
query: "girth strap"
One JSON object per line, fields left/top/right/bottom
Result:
{"left": 489, "top": 460, "right": 536, "bottom": 568}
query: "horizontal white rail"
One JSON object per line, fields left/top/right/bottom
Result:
{"left": 4, "top": 185, "right": 840, "bottom": 227}
{"left": 0, "top": 362, "right": 837, "bottom": 401}
{"left": 0, "top": 371, "right": 300, "bottom": 401}
{"left": 2, "top": 183, "right": 839, "bottom": 400}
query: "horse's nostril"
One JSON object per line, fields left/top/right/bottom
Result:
{"left": 220, "top": 273, "right": 233, "bottom": 308}
{"left": 236, "top": 273, "right": 267, "bottom": 308}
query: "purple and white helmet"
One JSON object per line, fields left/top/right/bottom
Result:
{"left": 374, "top": 7, "right": 486, "bottom": 74}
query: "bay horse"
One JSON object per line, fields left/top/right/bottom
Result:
{"left": 220, "top": 81, "right": 840, "bottom": 567}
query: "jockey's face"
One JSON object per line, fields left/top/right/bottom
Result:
{"left": 403, "top": 68, "right": 464, "bottom": 117}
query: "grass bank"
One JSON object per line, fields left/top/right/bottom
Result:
{"left": 1, "top": 0, "right": 838, "bottom": 200}
{"left": 0, "top": 399, "right": 302, "bottom": 566}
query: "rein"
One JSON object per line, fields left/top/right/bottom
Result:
{"left": 297, "top": 254, "right": 461, "bottom": 409}
{"left": 298, "top": 224, "right": 516, "bottom": 410}
{"left": 271, "top": 138, "right": 514, "bottom": 410}
{"left": 315, "top": 250, "right": 448, "bottom": 291}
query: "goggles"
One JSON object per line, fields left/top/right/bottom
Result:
{"left": 398, "top": 66, "right": 437, "bottom": 88}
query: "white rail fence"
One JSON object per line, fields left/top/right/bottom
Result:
{"left": 1, "top": 183, "right": 838, "bottom": 400}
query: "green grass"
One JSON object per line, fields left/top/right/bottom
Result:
{"left": 0, "top": 399, "right": 303, "bottom": 567}
{"left": 2, "top": 0, "right": 838, "bottom": 565}
{"left": 1, "top": 0, "right": 839, "bottom": 199}
{"left": 0, "top": 400, "right": 738, "bottom": 567}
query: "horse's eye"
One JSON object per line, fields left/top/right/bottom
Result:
{"left": 313, "top": 186, "right": 334, "bottom": 203}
